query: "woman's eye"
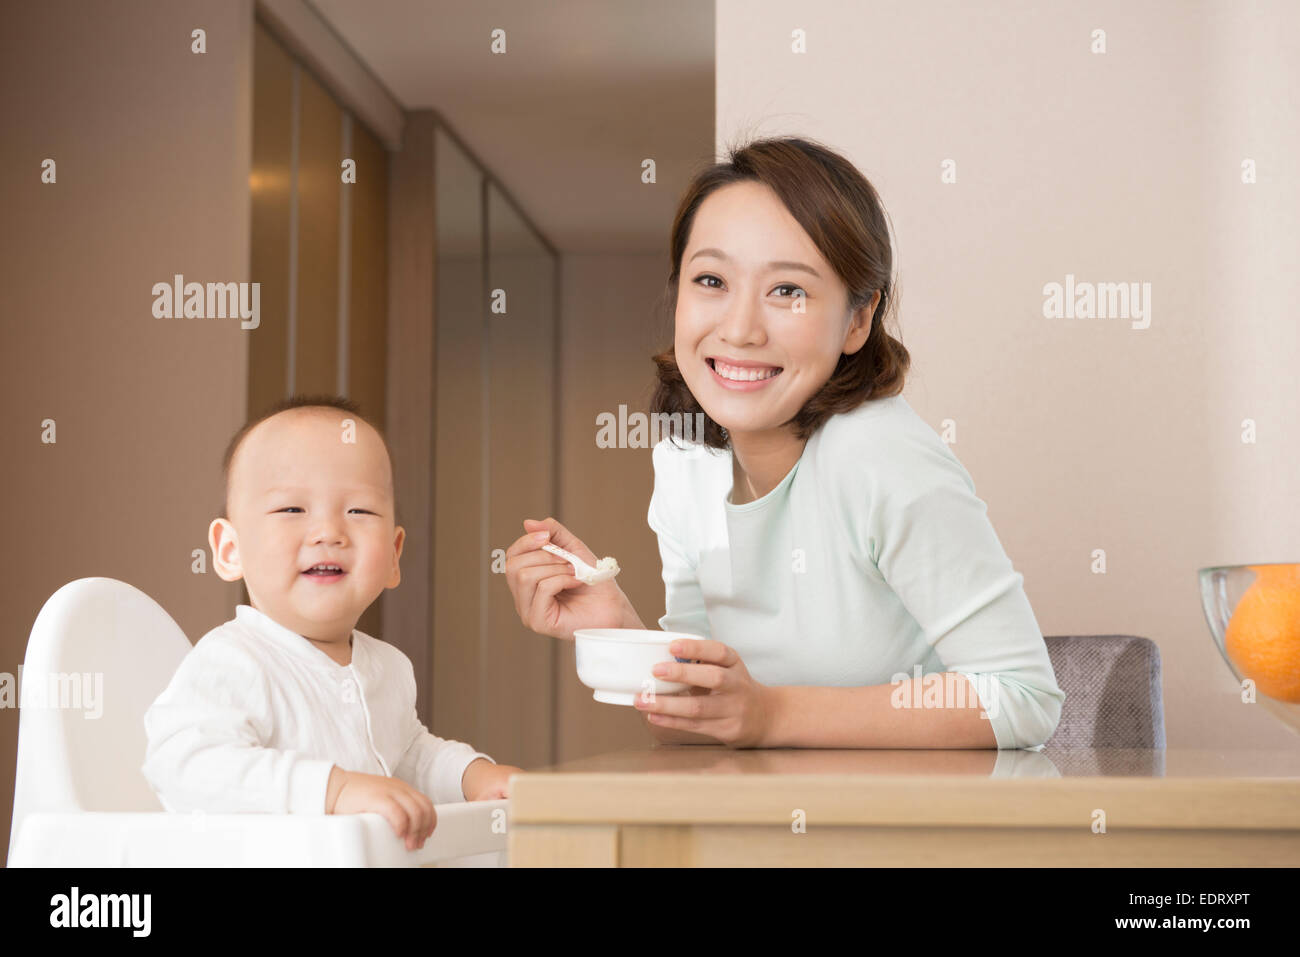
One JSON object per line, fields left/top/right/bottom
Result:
{"left": 693, "top": 275, "right": 804, "bottom": 298}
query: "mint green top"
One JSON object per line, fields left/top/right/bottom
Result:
{"left": 646, "top": 394, "right": 1065, "bottom": 750}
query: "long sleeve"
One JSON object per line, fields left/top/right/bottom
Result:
{"left": 141, "top": 638, "right": 336, "bottom": 814}
{"left": 390, "top": 654, "right": 495, "bottom": 804}
{"left": 648, "top": 439, "right": 713, "bottom": 639}
{"left": 864, "top": 440, "right": 1066, "bottom": 750}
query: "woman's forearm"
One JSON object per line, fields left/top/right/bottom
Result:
{"left": 762, "top": 675, "right": 999, "bottom": 749}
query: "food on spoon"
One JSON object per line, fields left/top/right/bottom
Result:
{"left": 579, "top": 556, "right": 620, "bottom": 585}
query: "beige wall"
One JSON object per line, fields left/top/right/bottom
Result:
{"left": 717, "top": 0, "right": 1299, "bottom": 748}
{"left": 0, "top": 0, "right": 254, "bottom": 860}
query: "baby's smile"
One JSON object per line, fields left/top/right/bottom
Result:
{"left": 301, "top": 560, "right": 347, "bottom": 582}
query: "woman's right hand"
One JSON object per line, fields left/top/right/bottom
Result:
{"left": 504, "top": 517, "right": 638, "bottom": 640}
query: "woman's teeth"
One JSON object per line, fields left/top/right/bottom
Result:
{"left": 711, "top": 359, "right": 781, "bottom": 381}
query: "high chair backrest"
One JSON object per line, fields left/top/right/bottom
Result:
{"left": 8, "top": 577, "right": 193, "bottom": 857}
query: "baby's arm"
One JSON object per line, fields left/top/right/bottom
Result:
{"left": 141, "top": 640, "right": 335, "bottom": 814}
{"left": 393, "top": 725, "right": 497, "bottom": 803}
{"left": 388, "top": 654, "right": 496, "bottom": 802}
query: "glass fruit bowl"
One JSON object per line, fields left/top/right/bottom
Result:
{"left": 1198, "top": 562, "right": 1300, "bottom": 737}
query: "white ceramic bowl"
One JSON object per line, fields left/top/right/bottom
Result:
{"left": 573, "top": 628, "right": 696, "bottom": 706}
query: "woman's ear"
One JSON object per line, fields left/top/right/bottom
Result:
{"left": 209, "top": 518, "right": 244, "bottom": 582}
{"left": 842, "top": 289, "right": 881, "bottom": 356}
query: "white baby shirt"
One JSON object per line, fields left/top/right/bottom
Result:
{"left": 142, "top": 604, "right": 494, "bottom": 813}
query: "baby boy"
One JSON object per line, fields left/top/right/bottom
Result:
{"left": 143, "top": 395, "right": 519, "bottom": 850}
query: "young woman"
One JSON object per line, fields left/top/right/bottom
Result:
{"left": 505, "top": 136, "right": 1064, "bottom": 750}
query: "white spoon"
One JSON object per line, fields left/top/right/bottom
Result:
{"left": 542, "top": 542, "right": 621, "bottom": 585}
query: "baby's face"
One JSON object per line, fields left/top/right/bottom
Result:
{"left": 211, "top": 409, "right": 404, "bottom": 641}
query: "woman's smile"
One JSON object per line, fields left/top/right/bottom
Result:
{"left": 706, "top": 355, "right": 784, "bottom": 391}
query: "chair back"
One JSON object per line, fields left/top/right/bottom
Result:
{"left": 1043, "top": 634, "right": 1166, "bottom": 748}
{"left": 8, "top": 577, "right": 192, "bottom": 861}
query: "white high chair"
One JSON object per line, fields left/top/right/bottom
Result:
{"left": 7, "top": 577, "right": 508, "bottom": 867}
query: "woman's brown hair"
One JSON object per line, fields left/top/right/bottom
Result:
{"left": 650, "top": 135, "right": 909, "bottom": 450}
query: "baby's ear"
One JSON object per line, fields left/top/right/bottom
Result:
{"left": 387, "top": 526, "right": 405, "bottom": 589}
{"left": 208, "top": 517, "right": 244, "bottom": 582}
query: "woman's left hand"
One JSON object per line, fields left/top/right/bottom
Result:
{"left": 635, "top": 638, "right": 774, "bottom": 748}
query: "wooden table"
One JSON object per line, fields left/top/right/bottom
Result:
{"left": 507, "top": 747, "right": 1300, "bottom": 866}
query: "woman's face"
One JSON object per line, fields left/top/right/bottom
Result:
{"left": 674, "top": 180, "right": 874, "bottom": 441}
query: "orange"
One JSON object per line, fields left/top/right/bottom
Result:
{"left": 1224, "top": 564, "right": 1300, "bottom": 703}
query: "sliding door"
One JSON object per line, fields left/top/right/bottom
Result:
{"left": 432, "top": 128, "right": 558, "bottom": 768}
{"left": 249, "top": 21, "right": 389, "bottom": 638}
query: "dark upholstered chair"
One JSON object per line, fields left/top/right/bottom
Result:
{"left": 1042, "top": 635, "right": 1166, "bottom": 749}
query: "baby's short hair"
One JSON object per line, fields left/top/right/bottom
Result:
{"left": 220, "top": 394, "right": 397, "bottom": 521}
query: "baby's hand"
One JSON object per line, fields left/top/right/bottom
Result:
{"left": 328, "top": 767, "right": 436, "bottom": 850}
{"left": 462, "top": 758, "right": 523, "bottom": 801}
